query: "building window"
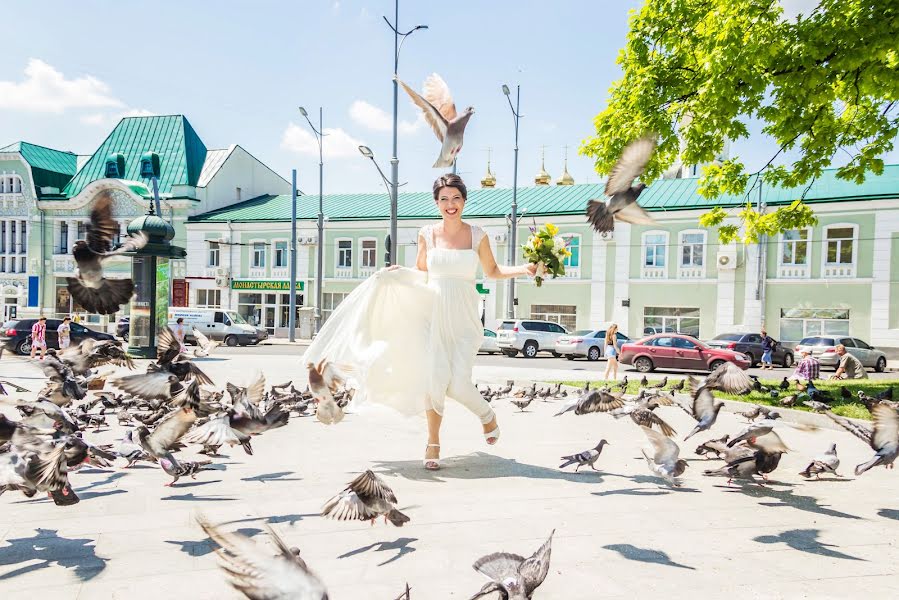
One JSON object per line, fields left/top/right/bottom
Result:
{"left": 0, "top": 257, "right": 5, "bottom": 272}
{"left": 781, "top": 229, "right": 809, "bottom": 265}
{"left": 780, "top": 308, "right": 850, "bottom": 342}
{"left": 252, "top": 242, "right": 266, "bottom": 268}
{"left": 530, "top": 304, "right": 577, "bottom": 331}
{"left": 825, "top": 226, "right": 855, "bottom": 265}
{"left": 196, "top": 289, "right": 222, "bottom": 308}
{"left": 337, "top": 240, "right": 352, "bottom": 268}
{"left": 207, "top": 241, "right": 220, "bottom": 267}
{"left": 561, "top": 234, "right": 580, "bottom": 268}
{"left": 9, "top": 222, "right": 15, "bottom": 253}
{"left": 322, "top": 292, "right": 350, "bottom": 322}
{"left": 361, "top": 239, "right": 376, "bottom": 268}
{"left": 0, "top": 222, "right": 5, "bottom": 253}
{"left": 274, "top": 241, "right": 288, "bottom": 268}
{"left": 679, "top": 232, "right": 704, "bottom": 267}
{"left": 643, "top": 306, "right": 700, "bottom": 337}
{"left": 59, "top": 222, "right": 68, "bottom": 253}
{"left": 643, "top": 231, "right": 667, "bottom": 267}
{"left": 19, "top": 257, "right": 26, "bottom": 273}
{"left": 19, "top": 220, "right": 26, "bottom": 253}
{"left": 1, "top": 176, "right": 22, "bottom": 194}
{"left": 76, "top": 221, "right": 87, "bottom": 241}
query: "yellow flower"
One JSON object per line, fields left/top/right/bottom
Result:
{"left": 545, "top": 223, "right": 559, "bottom": 236}
{"left": 533, "top": 237, "right": 542, "bottom": 249}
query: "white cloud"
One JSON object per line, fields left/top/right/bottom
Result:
{"left": 0, "top": 58, "right": 123, "bottom": 113}
{"left": 349, "top": 100, "right": 422, "bottom": 134}
{"left": 280, "top": 122, "right": 366, "bottom": 159}
{"left": 80, "top": 108, "right": 156, "bottom": 127}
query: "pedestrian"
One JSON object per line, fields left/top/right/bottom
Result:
{"left": 29, "top": 316, "right": 47, "bottom": 360}
{"left": 603, "top": 323, "right": 621, "bottom": 380}
{"left": 790, "top": 348, "right": 820, "bottom": 382}
{"left": 830, "top": 344, "right": 868, "bottom": 380}
{"left": 760, "top": 328, "right": 776, "bottom": 370}
{"left": 57, "top": 316, "right": 72, "bottom": 350}
{"left": 173, "top": 317, "right": 187, "bottom": 352}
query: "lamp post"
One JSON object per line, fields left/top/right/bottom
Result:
{"left": 502, "top": 83, "right": 522, "bottom": 319}
{"left": 358, "top": 145, "right": 396, "bottom": 264}
{"left": 383, "top": 0, "right": 427, "bottom": 266}
{"left": 298, "top": 106, "right": 325, "bottom": 337}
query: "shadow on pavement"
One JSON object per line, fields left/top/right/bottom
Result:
{"left": 0, "top": 528, "right": 107, "bottom": 581}
{"left": 338, "top": 537, "right": 418, "bottom": 566}
{"left": 166, "top": 527, "right": 264, "bottom": 557}
{"left": 240, "top": 471, "right": 303, "bottom": 483}
{"left": 222, "top": 513, "right": 319, "bottom": 527}
{"left": 878, "top": 508, "right": 899, "bottom": 520}
{"left": 161, "top": 493, "right": 236, "bottom": 502}
{"left": 603, "top": 543, "right": 695, "bottom": 569}
{"left": 723, "top": 485, "right": 863, "bottom": 520}
{"left": 753, "top": 528, "right": 865, "bottom": 561}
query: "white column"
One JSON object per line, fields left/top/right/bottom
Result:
{"left": 742, "top": 242, "right": 763, "bottom": 332}
{"left": 589, "top": 231, "right": 608, "bottom": 325}
{"left": 715, "top": 243, "right": 737, "bottom": 333}
{"left": 870, "top": 210, "right": 899, "bottom": 347}
{"left": 611, "top": 223, "right": 631, "bottom": 333}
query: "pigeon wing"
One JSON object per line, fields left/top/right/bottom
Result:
{"left": 157, "top": 327, "right": 182, "bottom": 364}
{"left": 604, "top": 135, "right": 656, "bottom": 196}
{"left": 750, "top": 430, "right": 790, "bottom": 453}
{"left": 825, "top": 412, "right": 873, "bottom": 446}
{"left": 473, "top": 552, "right": 526, "bottom": 583}
{"left": 644, "top": 411, "right": 678, "bottom": 437}
{"left": 397, "top": 77, "right": 448, "bottom": 141}
{"left": 147, "top": 408, "right": 196, "bottom": 455}
{"left": 421, "top": 73, "right": 458, "bottom": 122}
{"left": 871, "top": 404, "right": 899, "bottom": 451}
{"left": 321, "top": 489, "right": 379, "bottom": 521}
{"left": 692, "top": 388, "right": 717, "bottom": 421}
{"left": 519, "top": 531, "right": 554, "bottom": 596}
{"left": 347, "top": 469, "right": 397, "bottom": 504}
{"left": 609, "top": 195, "right": 656, "bottom": 225}
{"left": 86, "top": 191, "right": 118, "bottom": 254}
{"left": 706, "top": 361, "right": 752, "bottom": 394}
{"left": 575, "top": 390, "right": 625, "bottom": 415}
{"left": 641, "top": 425, "right": 679, "bottom": 464}
{"left": 246, "top": 371, "right": 266, "bottom": 405}
{"left": 114, "top": 371, "right": 176, "bottom": 400}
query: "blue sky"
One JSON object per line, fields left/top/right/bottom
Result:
{"left": 1, "top": 0, "right": 892, "bottom": 195}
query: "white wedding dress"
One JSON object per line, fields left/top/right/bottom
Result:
{"left": 302, "top": 223, "right": 494, "bottom": 424}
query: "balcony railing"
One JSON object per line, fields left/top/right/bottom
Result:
{"left": 778, "top": 264, "right": 809, "bottom": 279}
{"left": 249, "top": 267, "right": 266, "bottom": 278}
{"left": 823, "top": 263, "right": 855, "bottom": 278}
{"left": 52, "top": 254, "right": 76, "bottom": 275}
{"left": 334, "top": 266, "right": 353, "bottom": 279}
{"left": 678, "top": 265, "right": 705, "bottom": 279}
{"left": 641, "top": 266, "right": 666, "bottom": 279}
{"left": 559, "top": 267, "right": 581, "bottom": 279}
{"left": 358, "top": 266, "right": 376, "bottom": 278}
{"left": 271, "top": 267, "right": 288, "bottom": 278}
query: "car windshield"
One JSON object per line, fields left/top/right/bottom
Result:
{"left": 799, "top": 337, "right": 834, "bottom": 346}
{"left": 227, "top": 311, "right": 247, "bottom": 325}
{"left": 712, "top": 334, "right": 743, "bottom": 341}
{"left": 2, "top": 320, "right": 17, "bottom": 329}
{"left": 572, "top": 330, "right": 593, "bottom": 336}
{"left": 498, "top": 322, "right": 516, "bottom": 330}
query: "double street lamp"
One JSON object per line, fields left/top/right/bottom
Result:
{"left": 298, "top": 106, "right": 325, "bottom": 337}
{"left": 359, "top": 145, "right": 395, "bottom": 265}
{"left": 502, "top": 83, "right": 522, "bottom": 319}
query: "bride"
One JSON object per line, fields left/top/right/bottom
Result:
{"left": 302, "top": 173, "right": 537, "bottom": 470}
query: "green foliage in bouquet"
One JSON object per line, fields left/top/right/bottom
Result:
{"left": 521, "top": 223, "right": 570, "bottom": 287}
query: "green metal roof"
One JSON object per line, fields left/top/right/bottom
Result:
{"left": 188, "top": 164, "right": 899, "bottom": 223}
{"left": 62, "top": 115, "right": 208, "bottom": 198}
{"left": 0, "top": 141, "right": 79, "bottom": 194}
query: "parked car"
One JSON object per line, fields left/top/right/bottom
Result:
{"left": 705, "top": 333, "right": 794, "bottom": 368}
{"left": 496, "top": 319, "right": 569, "bottom": 358}
{"left": 167, "top": 308, "right": 264, "bottom": 346}
{"left": 619, "top": 333, "right": 751, "bottom": 373}
{"left": 116, "top": 316, "right": 130, "bottom": 340}
{"left": 643, "top": 326, "right": 677, "bottom": 335}
{"left": 555, "top": 329, "right": 632, "bottom": 361}
{"left": 1, "top": 318, "right": 116, "bottom": 355}
{"left": 794, "top": 336, "right": 887, "bottom": 372}
{"left": 479, "top": 329, "right": 500, "bottom": 354}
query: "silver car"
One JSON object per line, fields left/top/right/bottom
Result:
{"left": 556, "top": 329, "right": 632, "bottom": 361}
{"left": 496, "top": 319, "right": 568, "bottom": 358}
{"left": 794, "top": 336, "right": 888, "bottom": 372}
{"left": 479, "top": 329, "right": 500, "bottom": 354}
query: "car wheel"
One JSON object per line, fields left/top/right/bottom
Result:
{"left": 745, "top": 353, "right": 757, "bottom": 367}
{"left": 224, "top": 335, "right": 238, "bottom": 347}
{"left": 634, "top": 356, "right": 654, "bottom": 373}
{"left": 587, "top": 346, "right": 601, "bottom": 362}
{"left": 523, "top": 341, "right": 539, "bottom": 358}
{"left": 16, "top": 338, "right": 31, "bottom": 356}
{"left": 502, "top": 349, "right": 518, "bottom": 358}
{"left": 565, "top": 354, "right": 576, "bottom": 361}
{"left": 782, "top": 353, "right": 794, "bottom": 368}
{"left": 709, "top": 359, "right": 727, "bottom": 372}
{"left": 875, "top": 356, "right": 887, "bottom": 373}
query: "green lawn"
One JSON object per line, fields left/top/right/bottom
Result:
{"left": 553, "top": 377, "right": 897, "bottom": 421}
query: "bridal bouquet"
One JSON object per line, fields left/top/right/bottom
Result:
{"left": 522, "top": 223, "right": 570, "bottom": 287}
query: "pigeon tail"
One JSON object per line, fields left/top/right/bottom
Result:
{"left": 854, "top": 455, "right": 883, "bottom": 476}
{"left": 66, "top": 277, "right": 135, "bottom": 315}
{"left": 387, "top": 508, "right": 410, "bottom": 527}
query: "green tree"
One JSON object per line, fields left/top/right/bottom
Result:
{"left": 581, "top": 0, "right": 899, "bottom": 243}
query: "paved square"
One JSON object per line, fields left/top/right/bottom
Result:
{"left": 1, "top": 354, "right": 898, "bottom": 599}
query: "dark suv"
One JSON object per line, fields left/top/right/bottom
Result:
{"left": 1, "top": 319, "right": 116, "bottom": 355}
{"left": 705, "top": 332, "right": 794, "bottom": 367}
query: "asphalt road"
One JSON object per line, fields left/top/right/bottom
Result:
{"left": 220, "top": 341, "right": 897, "bottom": 380}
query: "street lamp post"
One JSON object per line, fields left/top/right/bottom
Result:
{"left": 299, "top": 106, "right": 325, "bottom": 337}
{"left": 358, "top": 146, "right": 395, "bottom": 264}
{"left": 289, "top": 168, "right": 297, "bottom": 342}
{"left": 383, "top": 0, "right": 427, "bottom": 266}
{"left": 502, "top": 84, "right": 522, "bottom": 319}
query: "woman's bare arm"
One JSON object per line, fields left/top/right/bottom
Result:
{"left": 477, "top": 236, "right": 536, "bottom": 280}
{"left": 416, "top": 233, "right": 428, "bottom": 271}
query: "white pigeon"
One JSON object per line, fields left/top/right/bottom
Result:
{"left": 640, "top": 426, "right": 689, "bottom": 487}
{"left": 192, "top": 328, "right": 220, "bottom": 357}
{"left": 396, "top": 73, "right": 474, "bottom": 168}
{"left": 307, "top": 359, "right": 351, "bottom": 425}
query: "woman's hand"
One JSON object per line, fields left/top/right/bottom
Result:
{"left": 386, "top": 265, "right": 403, "bottom": 272}
{"left": 524, "top": 262, "right": 539, "bottom": 277}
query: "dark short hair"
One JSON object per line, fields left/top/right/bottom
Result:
{"left": 39, "top": 316, "right": 46, "bottom": 321}
{"left": 177, "top": 318, "right": 184, "bottom": 324}
{"left": 63, "top": 317, "right": 70, "bottom": 321}
{"left": 432, "top": 173, "right": 467, "bottom": 201}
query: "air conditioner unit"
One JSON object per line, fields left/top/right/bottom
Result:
{"left": 215, "top": 268, "right": 231, "bottom": 278}
{"left": 493, "top": 233, "right": 507, "bottom": 242}
{"left": 717, "top": 245, "right": 737, "bottom": 270}
{"left": 598, "top": 230, "right": 614, "bottom": 241}
{"left": 214, "top": 276, "right": 231, "bottom": 288}
{"left": 307, "top": 236, "right": 318, "bottom": 244}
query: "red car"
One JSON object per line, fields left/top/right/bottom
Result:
{"left": 619, "top": 333, "right": 751, "bottom": 373}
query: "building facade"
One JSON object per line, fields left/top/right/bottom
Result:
{"left": 184, "top": 166, "right": 899, "bottom": 352}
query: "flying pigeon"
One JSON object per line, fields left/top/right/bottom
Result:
{"left": 694, "top": 434, "right": 731, "bottom": 459}
{"left": 586, "top": 135, "right": 657, "bottom": 233}
{"left": 553, "top": 389, "right": 626, "bottom": 417}
{"left": 854, "top": 404, "right": 899, "bottom": 475}
{"left": 396, "top": 73, "right": 474, "bottom": 168}
{"left": 559, "top": 440, "right": 609, "bottom": 472}
{"left": 640, "top": 426, "right": 688, "bottom": 486}
{"left": 727, "top": 412, "right": 782, "bottom": 447}
{"left": 800, "top": 443, "right": 841, "bottom": 479}
{"left": 66, "top": 191, "right": 148, "bottom": 314}
{"left": 470, "top": 531, "right": 553, "bottom": 600}
{"left": 705, "top": 431, "right": 788, "bottom": 485}
{"left": 307, "top": 360, "right": 352, "bottom": 425}
{"left": 321, "top": 470, "right": 409, "bottom": 526}
{"left": 683, "top": 387, "right": 725, "bottom": 441}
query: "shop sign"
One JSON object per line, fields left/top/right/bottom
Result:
{"left": 231, "top": 280, "right": 305, "bottom": 291}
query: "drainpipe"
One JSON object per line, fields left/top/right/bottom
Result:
{"left": 755, "top": 177, "right": 767, "bottom": 328}
{"left": 39, "top": 207, "right": 45, "bottom": 314}
{"left": 227, "top": 220, "right": 234, "bottom": 311}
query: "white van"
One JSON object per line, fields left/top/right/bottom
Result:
{"left": 167, "top": 308, "right": 267, "bottom": 347}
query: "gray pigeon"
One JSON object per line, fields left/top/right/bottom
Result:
{"left": 800, "top": 443, "right": 841, "bottom": 479}
{"left": 727, "top": 412, "right": 782, "bottom": 447}
{"left": 694, "top": 434, "right": 731, "bottom": 459}
{"left": 559, "top": 440, "right": 609, "bottom": 472}
{"left": 640, "top": 426, "right": 688, "bottom": 486}
{"left": 586, "top": 135, "right": 657, "bottom": 233}
{"left": 554, "top": 389, "right": 626, "bottom": 416}
{"left": 196, "top": 514, "right": 328, "bottom": 600}
{"left": 683, "top": 388, "right": 725, "bottom": 441}
{"left": 321, "top": 470, "right": 409, "bottom": 526}
{"left": 854, "top": 404, "right": 899, "bottom": 476}
{"left": 706, "top": 431, "right": 788, "bottom": 485}
{"left": 66, "top": 191, "right": 148, "bottom": 314}
{"left": 470, "top": 531, "right": 553, "bottom": 600}
{"left": 397, "top": 73, "right": 474, "bottom": 168}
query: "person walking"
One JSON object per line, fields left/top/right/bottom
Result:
{"left": 760, "top": 328, "right": 776, "bottom": 370}
{"left": 790, "top": 348, "right": 820, "bottom": 382}
{"left": 29, "top": 316, "right": 47, "bottom": 360}
{"left": 173, "top": 317, "right": 187, "bottom": 352}
{"left": 603, "top": 324, "right": 621, "bottom": 380}
{"left": 831, "top": 344, "right": 868, "bottom": 380}
{"left": 57, "top": 316, "right": 72, "bottom": 350}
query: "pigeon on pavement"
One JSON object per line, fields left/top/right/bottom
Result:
{"left": 640, "top": 426, "right": 688, "bottom": 486}
{"left": 694, "top": 434, "right": 731, "bottom": 459}
{"left": 800, "top": 443, "right": 841, "bottom": 479}
{"left": 321, "top": 470, "right": 409, "bottom": 526}
{"left": 586, "top": 135, "right": 657, "bottom": 233}
{"left": 470, "top": 530, "right": 553, "bottom": 600}
{"left": 397, "top": 73, "right": 474, "bottom": 168}
{"left": 559, "top": 440, "right": 609, "bottom": 472}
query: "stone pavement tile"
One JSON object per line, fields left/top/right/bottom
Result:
{"left": 3, "top": 583, "right": 82, "bottom": 600}
{"left": 75, "top": 569, "right": 235, "bottom": 600}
